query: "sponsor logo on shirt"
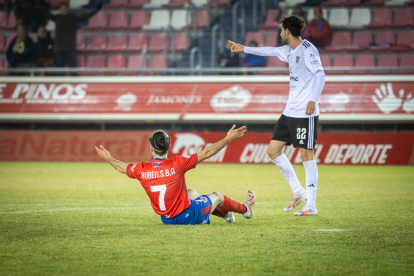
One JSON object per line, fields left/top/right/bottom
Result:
{"left": 152, "top": 162, "right": 162, "bottom": 168}
{"left": 290, "top": 77, "right": 298, "bottom": 81}
{"left": 310, "top": 54, "right": 319, "bottom": 65}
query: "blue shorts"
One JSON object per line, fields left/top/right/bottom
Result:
{"left": 161, "top": 195, "right": 212, "bottom": 225}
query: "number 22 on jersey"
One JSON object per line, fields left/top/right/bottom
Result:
{"left": 151, "top": 184, "right": 167, "bottom": 211}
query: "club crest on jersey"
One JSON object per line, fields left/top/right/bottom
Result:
{"left": 296, "top": 56, "right": 300, "bottom": 63}
{"left": 200, "top": 197, "right": 208, "bottom": 203}
{"left": 152, "top": 162, "right": 162, "bottom": 168}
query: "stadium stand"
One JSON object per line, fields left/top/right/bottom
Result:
{"left": 244, "top": 32, "right": 265, "bottom": 47}
{"left": 347, "top": 31, "right": 372, "bottom": 52}
{"left": 320, "top": 55, "right": 331, "bottom": 67}
{"left": 105, "top": 34, "right": 127, "bottom": 53}
{"left": 126, "top": 0, "right": 150, "bottom": 9}
{"left": 170, "top": 9, "right": 189, "bottom": 30}
{"left": 164, "top": 0, "right": 191, "bottom": 9}
{"left": 103, "top": 0, "right": 129, "bottom": 9}
{"left": 0, "top": 34, "right": 5, "bottom": 53}
{"left": 82, "top": 11, "right": 107, "bottom": 30}
{"left": 374, "top": 54, "right": 398, "bottom": 74}
{"left": 351, "top": 55, "right": 375, "bottom": 74}
{"left": 127, "top": 11, "right": 150, "bottom": 30}
{"left": 149, "top": 33, "right": 168, "bottom": 52}
{"left": 142, "top": 10, "right": 170, "bottom": 30}
{"left": 390, "top": 8, "right": 414, "bottom": 29}
{"left": 331, "top": 55, "right": 353, "bottom": 75}
{"left": 324, "top": 32, "right": 351, "bottom": 52}
{"left": 259, "top": 10, "right": 279, "bottom": 30}
{"left": 126, "top": 33, "right": 148, "bottom": 52}
{"left": 144, "top": 0, "right": 170, "bottom": 9}
{"left": 104, "top": 11, "right": 128, "bottom": 30}
{"left": 265, "top": 32, "right": 278, "bottom": 47}
{"left": 85, "top": 34, "right": 107, "bottom": 52}
{"left": 0, "top": 11, "right": 16, "bottom": 30}
{"left": 348, "top": 8, "right": 371, "bottom": 28}
{"left": 327, "top": 8, "right": 349, "bottom": 28}
{"left": 106, "top": 55, "right": 126, "bottom": 75}
{"left": 365, "top": 8, "right": 392, "bottom": 29}
{"left": 399, "top": 54, "right": 414, "bottom": 74}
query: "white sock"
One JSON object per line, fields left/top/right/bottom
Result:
{"left": 273, "top": 154, "right": 305, "bottom": 195}
{"left": 303, "top": 160, "right": 318, "bottom": 209}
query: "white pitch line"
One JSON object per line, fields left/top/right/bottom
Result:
{"left": 1, "top": 197, "right": 413, "bottom": 215}
{"left": 315, "top": 229, "right": 349, "bottom": 232}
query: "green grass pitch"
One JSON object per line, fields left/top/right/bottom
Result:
{"left": 1, "top": 163, "right": 413, "bottom": 275}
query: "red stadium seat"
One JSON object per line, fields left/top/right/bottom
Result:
{"left": 350, "top": 55, "right": 375, "bottom": 74}
{"left": 127, "top": 11, "right": 150, "bottom": 30}
{"left": 122, "top": 55, "right": 150, "bottom": 75}
{"left": 364, "top": 0, "right": 385, "bottom": 6}
{"left": 0, "top": 11, "right": 7, "bottom": 30}
{"left": 126, "top": 0, "right": 150, "bottom": 8}
{"left": 126, "top": 33, "right": 148, "bottom": 52}
{"left": 149, "top": 33, "right": 168, "bottom": 52}
{"left": 0, "top": 33, "right": 5, "bottom": 53}
{"left": 49, "top": 0, "right": 69, "bottom": 9}
{"left": 164, "top": 0, "right": 190, "bottom": 8}
{"left": 5, "top": 34, "right": 15, "bottom": 50}
{"left": 104, "top": 11, "right": 128, "bottom": 30}
{"left": 369, "top": 31, "right": 395, "bottom": 53}
{"left": 190, "top": 10, "right": 210, "bottom": 29}
{"left": 374, "top": 55, "right": 398, "bottom": 74}
{"left": 29, "top": 33, "right": 38, "bottom": 43}
{"left": 343, "top": 0, "right": 362, "bottom": 7}
{"left": 244, "top": 32, "right": 265, "bottom": 47}
{"left": 106, "top": 55, "right": 126, "bottom": 75}
{"left": 0, "top": 56, "right": 6, "bottom": 75}
{"left": 261, "top": 57, "right": 288, "bottom": 75}
{"left": 105, "top": 34, "right": 127, "bottom": 53}
{"left": 172, "top": 33, "right": 190, "bottom": 52}
{"left": 152, "top": 55, "right": 167, "bottom": 75}
{"left": 391, "top": 31, "right": 414, "bottom": 52}
{"left": 77, "top": 33, "right": 85, "bottom": 51}
{"left": 209, "top": 0, "right": 228, "bottom": 7}
{"left": 398, "top": 54, "right": 414, "bottom": 74}
{"left": 81, "top": 55, "right": 105, "bottom": 76}
{"left": 321, "top": 0, "right": 345, "bottom": 7}
{"left": 324, "top": 32, "right": 351, "bottom": 53}
{"left": 1, "top": 12, "right": 16, "bottom": 30}
{"left": 265, "top": 32, "right": 278, "bottom": 47}
{"left": 77, "top": 55, "right": 85, "bottom": 68}
{"left": 409, "top": 0, "right": 414, "bottom": 6}
{"left": 390, "top": 8, "right": 414, "bottom": 29}
{"left": 320, "top": 55, "right": 332, "bottom": 68}
{"left": 346, "top": 32, "right": 372, "bottom": 53}
{"left": 259, "top": 10, "right": 279, "bottom": 30}
{"left": 104, "top": 0, "right": 128, "bottom": 9}
{"left": 82, "top": 11, "right": 107, "bottom": 30}
{"left": 330, "top": 55, "right": 353, "bottom": 75}
{"left": 85, "top": 34, "right": 107, "bottom": 52}
{"left": 365, "top": 8, "right": 392, "bottom": 29}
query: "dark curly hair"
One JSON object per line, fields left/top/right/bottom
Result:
{"left": 149, "top": 130, "right": 171, "bottom": 156}
{"left": 280, "top": 16, "right": 306, "bottom": 38}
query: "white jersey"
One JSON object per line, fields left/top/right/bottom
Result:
{"left": 244, "top": 40, "right": 324, "bottom": 118}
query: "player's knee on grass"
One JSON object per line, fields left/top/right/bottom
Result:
{"left": 207, "top": 192, "right": 224, "bottom": 208}
{"left": 187, "top": 188, "right": 200, "bottom": 200}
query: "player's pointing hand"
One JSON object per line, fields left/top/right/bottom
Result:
{"left": 95, "top": 145, "right": 111, "bottom": 161}
{"left": 226, "top": 125, "right": 247, "bottom": 142}
{"left": 228, "top": 40, "right": 244, "bottom": 53}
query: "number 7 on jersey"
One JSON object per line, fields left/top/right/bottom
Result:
{"left": 151, "top": 184, "right": 167, "bottom": 211}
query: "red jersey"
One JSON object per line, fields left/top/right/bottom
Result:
{"left": 126, "top": 154, "right": 198, "bottom": 218}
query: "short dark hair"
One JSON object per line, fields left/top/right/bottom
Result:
{"left": 280, "top": 16, "right": 306, "bottom": 37}
{"left": 59, "top": 1, "right": 69, "bottom": 8}
{"left": 149, "top": 130, "right": 171, "bottom": 156}
{"left": 248, "top": 40, "right": 258, "bottom": 47}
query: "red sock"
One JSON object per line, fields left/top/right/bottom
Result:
{"left": 220, "top": 196, "right": 247, "bottom": 214}
{"left": 212, "top": 207, "right": 226, "bottom": 218}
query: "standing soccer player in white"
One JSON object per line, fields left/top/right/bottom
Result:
{"left": 229, "top": 16, "right": 325, "bottom": 216}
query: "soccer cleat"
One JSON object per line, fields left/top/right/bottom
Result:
{"left": 223, "top": 212, "right": 236, "bottom": 223}
{"left": 283, "top": 192, "right": 307, "bottom": 212}
{"left": 294, "top": 205, "right": 318, "bottom": 216}
{"left": 243, "top": 190, "right": 256, "bottom": 219}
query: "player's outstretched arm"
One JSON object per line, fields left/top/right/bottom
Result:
{"left": 95, "top": 145, "right": 127, "bottom": 174}
{"left": 229, "top": 40, "right": 288, "bottom": 61}
{"left": 197, "top": 125, "right": 247, "bottom": 164}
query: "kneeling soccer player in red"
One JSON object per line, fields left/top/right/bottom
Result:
{"left": 95, "top": 125, "right": 256, "bottom": 225}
